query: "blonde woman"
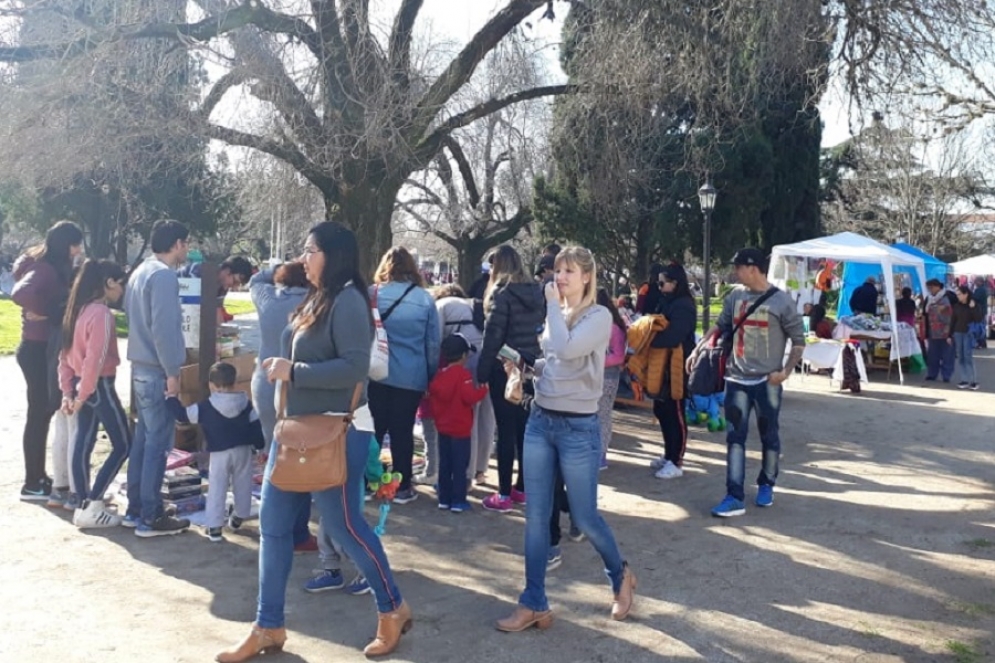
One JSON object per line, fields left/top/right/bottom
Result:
{"left": 496, "top": 247, "right": 636, "bottom": 632}
{"left": 475, "top": 245, "right": 544, "bottom": 512}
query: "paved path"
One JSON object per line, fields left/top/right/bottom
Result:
{"left": 0, "top": 338, "right": 993, "bottom": 662}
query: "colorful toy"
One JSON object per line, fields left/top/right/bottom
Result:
{"left": 686, "top": 392, "right": 726, "bottom": 432}
{"left": 370, "top": 472, "right": 403, "bottom": 536}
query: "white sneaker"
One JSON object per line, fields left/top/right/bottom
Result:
{"left": 650, "top": 455, "right": 668, "bottom": 470}
{"left": 73, "top": 499, "right": 123, "bottom": 529}
{"left": 413, "top": 473, "right": 438, "bottom": 486}
{"left": 654, "top": 461, "right": 684, "bottom": 480}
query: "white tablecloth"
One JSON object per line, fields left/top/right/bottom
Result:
{"left": 833, "top": 322, "right": 921, "bottom": 360}
{"left": 802, "top": 340, "right": 868, "bottom": 386}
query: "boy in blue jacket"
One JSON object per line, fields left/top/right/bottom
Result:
{"left": 167, "top": 362, "right": 263, "bottom": 542}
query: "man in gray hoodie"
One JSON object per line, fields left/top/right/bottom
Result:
{"left": 695, "top": 248, "right": 805, "bottom": 518}
{"left": 124, "top": 220, "right": 191, "bottom": 537}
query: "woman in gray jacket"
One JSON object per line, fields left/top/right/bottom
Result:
{"left": 217, "top": 222, "right": 410, "bottom": 662}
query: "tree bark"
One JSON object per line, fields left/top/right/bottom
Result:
{"left": 327, "top": 179, "right": 403, "bottom": 276}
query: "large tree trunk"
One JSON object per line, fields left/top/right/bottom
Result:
{"left": 457, "top": 237, "right": 491, "bottom": 293}
{"left": 326, "top": 180, "right": 402, "bottom": 277}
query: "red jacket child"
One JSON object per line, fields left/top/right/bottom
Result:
{"left": 428, "top": 339, "right": 488, "bottom": 438}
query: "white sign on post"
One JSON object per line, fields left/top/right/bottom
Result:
{"left": 178, "top": 277, "right": 201, "bottom": 349}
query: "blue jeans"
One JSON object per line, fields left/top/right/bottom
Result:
{"left": 724, "top": 380, "right": 782, "bottom": 502}
{"left": 72, "top": 377, "right": 131, "bottom": 501}
{"left": 953, "top": 332, "right": 976, "bottom": 383}
{"left": 437, "top": 434, "right": 470, "bottom": 506}
{"left": 926, "top": 338, "right": 955, "bottom": 381}
{"left": 519, "top": 407, "right": 625, "bottom": 612}
{"left": 257, "top": 427, "right": 402, "bottom": 626}
{"left": 127, "top": 368, "right": 173, "bottom": 523}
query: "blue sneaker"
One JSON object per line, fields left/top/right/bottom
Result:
{"left": 547, "top": 546, "right": 562, "bottom": 570}
{"left": 304, "top": 569, "right": 345, "bottom": 593}
{"left": 346, "top": 574, "right": 372, "bottom": 596}
{"left": 711, "top": 495, "right": 746, "bottom": 518}
{"left": 121, "top": 513, "right": 141, "bottom": 528}
{"left": 450, "top": 502, "right": 472, "bottom": 513}
{"left": 756, "top": 485, "right": 774, "bottom": 508}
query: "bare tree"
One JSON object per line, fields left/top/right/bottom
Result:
{"left": 822, "top": 111, "right": 991, "bottom": 257}
{"left": 0, "top": 0, "right": 571, "bottom": 269}
{"left": 398, "top": 34, "right": 549, "bottom": 290}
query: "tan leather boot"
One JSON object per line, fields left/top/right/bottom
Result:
{"left": 611, "top": 565, "right": 637, "bottom": 621}
{"left": 495, "top": 606, "right": 554, "bottom": 632}
{"left": 215, "top": 624, "right": 287, "bottom": 663}
{"left": 363, "top": 601, "right": 413, "bottom": 657}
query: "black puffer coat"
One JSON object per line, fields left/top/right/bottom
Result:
{"left": 476, "top": 281, "right": 546, "bottom": 383}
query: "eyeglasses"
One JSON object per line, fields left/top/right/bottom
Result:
{"left": 302, "top": 245, "right": 320, "bottom": 255}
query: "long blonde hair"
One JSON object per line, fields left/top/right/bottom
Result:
{"left": 554, "top": 246, "right": 598, "bottom": 328}
{"left": 484, "top": 245, "right": 529, "bottom": 310}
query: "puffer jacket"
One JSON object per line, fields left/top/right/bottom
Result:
{"left": 476, "top": 281, "right": 545, "bottom": 383}
{"left": 627, "top": 315, "right": 685, "bottom": 401}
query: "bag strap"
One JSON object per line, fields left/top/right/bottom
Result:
{"left": 730, "top": 287, "right": 779, "bottom": 339}
{"left": 380, "top": 283, "right": 417, "bottom": 323}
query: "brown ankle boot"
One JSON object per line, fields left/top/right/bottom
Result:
{"left": 215, "top": 624, "right": 286, "bottom": 663}
{"left": 495, "top": 606, "right": 554, "bottom": 632}
{"left": 363, "top": 601, "right": 413, "bottom": 657}
{"left": 611, "top": 565, "right": 637, "bottom": 621}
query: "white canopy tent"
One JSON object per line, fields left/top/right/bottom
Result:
{"left": 950, "top": 254, "right": 995, "bottom": 276}
{"left": 768, "top": 232, "right": 927, "bottom": 384}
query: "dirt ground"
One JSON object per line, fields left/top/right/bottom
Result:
{"left": 1, "top": 339, "right": 993, "bottom": 663}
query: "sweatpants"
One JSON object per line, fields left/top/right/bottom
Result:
{"left": 470, "top": 395, "right": 496, "bottom": 476}
{"left": 653, "top": 397, "right": 688, "bottom": 467}
{"left": 72, "top": 376, "right": 132, "bottom": 502}
{"left": 206, "top": 446, "right": 254, "bottom": 529}
{"left": 50, "top": 411, "right": 79, "bottom": 493}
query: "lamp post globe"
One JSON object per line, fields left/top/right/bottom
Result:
{"left": 698, "top": 180, "right": 718, "bottom": 330}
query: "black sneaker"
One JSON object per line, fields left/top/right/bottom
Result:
{"left": 970, "top": 383, "right": 979, "bottom": 391}
{"left": 20, "top": 479, "right": 51, "bottom": 501}
{"left": 228, "top": 514, "right": 244, "bottom": 530}
{"left": 568, "top": 523, "right": 585, "bottom": 543}
{"left": 135, "top": 514, "right": 191, "bottom": 538}
{"left": 393, "top": 488, "right": 418, "bottom": 505}
{"left": 957, "top": 381, "right": 969, "bottom": 389}
{"left": 207, "top": 527, "right": 224, "bottom": 543}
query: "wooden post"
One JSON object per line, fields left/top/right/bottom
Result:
{"left": 196, "top": 262, "right": 219, "bottom": 402}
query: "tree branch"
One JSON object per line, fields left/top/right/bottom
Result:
{"left": 0, "top": 0, "right": 322, "bottom": 63}
{"left": 388, "top": 0, "right": 424, "bottom": 86}
{"left": 205, "top": 123, "right": 337, "bottom": 203}
{"left": 412, "top": 0, "right": 546, "bottom": 133}
{"left": 200, "top": 68, "right": 250, "bottom": 120}
{"left": 417, "top": 84, "right": 575, "bottom": 161}
{"left": 483, "top": 206, "right": 533, "bottom": 245}
{"left": 441, "top": 135, "right": 481, "bottom": 209}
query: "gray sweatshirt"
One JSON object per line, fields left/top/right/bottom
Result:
{"left": 125, "top": 256, "right": 185, "bottom": 377}
{"left": 281, "top": 285, "right": 372, "bottom": 416}
{"left": 534, "top": 303, "right": 611, "bottom": 415}
{"left": 716, "top": 286, "right": 805, "bottom": 382}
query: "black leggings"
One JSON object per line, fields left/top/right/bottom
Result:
{"left": 653, "top": 397, "right": 688, "bottom": 466}
{"left": 17, "top": 340, "right": 55, "bottom": 484}
{"left": 488, "top": 369, "right": 527, "bottom": 496}
{"left": 367, "top": 381, "right": 423, "bottom": 491}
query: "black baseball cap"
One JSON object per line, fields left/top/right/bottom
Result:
{"left": 441, "top": 333, "right": 474, "bottom": 362}
{"left": 535, "top": 254, "right": 555, "bottom": 276}
{"left": 730, "top": 248, "right": 766, "bottom": 268}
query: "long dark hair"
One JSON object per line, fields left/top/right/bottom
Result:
{"left": 62, "top": 259, "right": 125, "bottom": 351}
{"left": 809, "top": 304, "right": 827, "bottom": 331}
{"left": 26, "top": 221, "right": 84, "bottom": 284}
{"left": 597, "top": 288, "right": 627, "bottom": 333}
{"left": 293, "top": 222, "right": 370, "bottom": 332}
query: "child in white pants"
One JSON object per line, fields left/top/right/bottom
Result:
{"left": 46, "top": 410, "right": 79, "bottom": 509}
{"left": 167, "top": 362, "right": 264, "bottom": 542}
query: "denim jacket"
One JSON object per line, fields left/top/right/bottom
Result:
{"left": 370, "top": 281, "right": 440, "bottom": 392}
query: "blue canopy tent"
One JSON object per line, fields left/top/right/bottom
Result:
{"left": 838, "top": 243, "right": 948, "bottom": 317}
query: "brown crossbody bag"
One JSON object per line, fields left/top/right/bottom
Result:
{"left": 269, "top": 379, "right": 363, "bottom": 493}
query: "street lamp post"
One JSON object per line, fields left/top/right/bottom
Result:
{"left": 698, "top": 179, "right": 717, "bottom": 331}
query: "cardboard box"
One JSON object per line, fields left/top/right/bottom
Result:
{"left": 178, "top": 349, "right": 257, "bottom": 405}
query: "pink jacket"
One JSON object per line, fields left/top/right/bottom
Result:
{"left": 58, "top": 302, "right": 120, "bottom": 402}
{"left": 605, "top": 324, "right": 627, "bottom": 368}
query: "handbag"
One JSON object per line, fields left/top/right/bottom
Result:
{"left": 369, "top": 286, "right": 389, "bottom": 381}
{"left": 269, "top": 380, "right": 364, "bottom": 493}
{"left": 504, "top": 362, "right": 525, "bottom": 404}
{"left": 688, "top": 287, "right": 778, "bottom": 396}
{"left": 368, "top": 283, "right": 418, "bottom": 382}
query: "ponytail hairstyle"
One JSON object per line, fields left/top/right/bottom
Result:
{"left": 62, "top": 259, "right": 126, "bottom": 351}
{"left": 554, "top": 246, "right": 598, "bottom": 328}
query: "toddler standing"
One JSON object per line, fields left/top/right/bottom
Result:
{"left": 167, "top": 362, "right": 264, "bottom": 542}
{"left": 428, "top": 334, "right": 488, "bottom": 512}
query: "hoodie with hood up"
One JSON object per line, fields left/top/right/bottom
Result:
{"left": 477, "top": 281, "right": 546, "bottom": 383}
{"left": 167, "top": 391, "right": 264, "bottom": 454}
